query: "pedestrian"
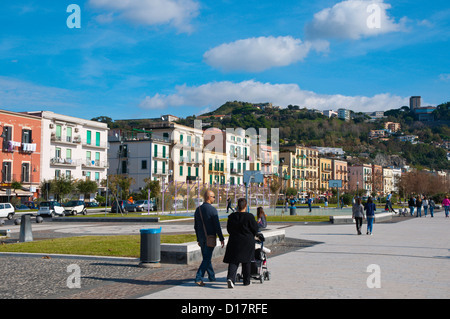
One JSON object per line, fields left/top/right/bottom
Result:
{"left": 415, "top": 195, "right": 422, "bottom": 217}
{"left": 340, "top": 197, "right": 344, "bottom": 209}
{"left": 324, "top": 197, "right": 328, "bottom": 209}
{"left": 307, "top": 196, "right": 312, "bottom": 213}
{"left": 408, "top": 196, "right": 415, "bottom": 216}
{"left": 442, "top": 195, "right": 450, "bottom": 218}
{"left": 194, "top": 189, "right": 225, "bottom": 286}
{"left": 256, "top": 206, "right": 267, "bottom": 230}
{"left": 364, "top": 196, "right": 376, "bottom": 235}
{"left": 284, "top": 198, "right": 289, "bottom": 214}
{"left": 224, "top": 198, "right": 259, "bottom": 288}
{"left": 226, "top": 196, "right": 234, "bottom": 214}
{"left": 429, "top": 198, "right": 435, "bottom": 218}
{"left": 422, "top": 196, "right": 428, "bottom": 217}
{"left": 352, "top": 197, "right": 365, "bottom": 235}
{"left": 386, "top": 191, "right": 396, "bottom": 213}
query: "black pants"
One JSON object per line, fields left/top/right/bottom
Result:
{"left": 355, "top": 217, "right": 363, "bottom": 234}
{"left": 227, "top": 262, "right": 251, "bottom": 285}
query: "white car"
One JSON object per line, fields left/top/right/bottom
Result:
{"left": 64, "top": 200, "right": 87, "bottom": 215}
{"left": 37, "top": 201, "right": 65, "bottom": 217}
{"left": 0, "top": 203, "right": 15, "bottom": 220}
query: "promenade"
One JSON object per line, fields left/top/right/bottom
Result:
{"left": 142, "top": 213, "right": 449, "bottom": 299}
{"left": 0, "top": 212, "right": 448, "bottom": 300}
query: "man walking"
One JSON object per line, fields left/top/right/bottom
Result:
{"left": 194, "top": 189, "right": 225, "bottom": 286}
{"left": 386, "top": 191, "right": 396, "bottom": 213}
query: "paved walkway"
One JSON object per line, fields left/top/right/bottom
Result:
{"left": 141, "top": 213, "right": 450, "bottom": 299}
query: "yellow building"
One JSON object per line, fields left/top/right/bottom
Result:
{"left": 203, "top": 149, "right": 227, "bottom": 185}
{"left": 319, "top": 157, "right": 333, "bottom": 192}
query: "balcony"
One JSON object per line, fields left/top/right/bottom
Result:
{"left": 50, "top": 158, "right": 80, "bottom": 167}
{"left": 51, "top": 133, "right": 82, "bottom": 146}
{"left": 82, "top": 160, "right": 109, "bottom": 169}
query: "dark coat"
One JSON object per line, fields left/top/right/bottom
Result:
{"left": 194, "top": 203, "right": 224, "bottom": 244}
{"left": 223, "top": 211, "right": 259, "bottom": 264}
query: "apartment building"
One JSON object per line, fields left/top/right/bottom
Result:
{"left": 0, "top": 110, "right": 41, "bottom": 201}
{"left": 143, "top": 121, "right": 204, "bottom": 184}
{"left": 332, "top": 159, "right": 348, "bottom": 191}
{"left": 319, "top": 157, "right": 333, "bottom": 191}
{"left": 280, "top": 145, "right": 319, "bottom": 195}
{"left": 225, "top": 128, "right": 250, "bottom": 186}
{"left": 383, "top": 167, "right": 394, "bottom": 195}
{"left": 348, "top": 164, "right": 372, "bottom": 195}
{"left": 108, "top": 130, "right": 171, "bottom": 193}
{"left": 25, "top": 111, "right": 109, "bottom": 197}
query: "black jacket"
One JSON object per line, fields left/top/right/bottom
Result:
{"left": 194, "top": 203, "right": 224, "bottom": 244}
{"left": 223, "top": 211, "right": 259, "bottom": 264}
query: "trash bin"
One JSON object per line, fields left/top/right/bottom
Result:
{"left": 19, "top": 214, "right": 33, "bottom": 242}
{"left": 140, "top": 227, "right": 162, "bottom": 265}
{"left": 290, "top": 207, "right": 296, "bottom": 216}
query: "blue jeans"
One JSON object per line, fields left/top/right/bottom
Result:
{"left": 429, "top": 206, "right": 434, "bottom": 217}
{"left": 416, "top": 207, "right": 422, "bottom": 217}
{"left": 367, "top": 217, "right": 374, "bottom": 234}
{"left": 423, "top": 206, "right": 428, "bottom": 216}
{"left": 409, "top": 206, "right": 414, "bottom": 216}
{"left": 445, "top": 206, "right": 450, "bottom": 217}
{"left": 195, "top": 242, "right": 216, "bottom": 282}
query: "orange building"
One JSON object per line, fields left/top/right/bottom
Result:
{"left": 0, "top": 110, "right": 41, "bottom": 202}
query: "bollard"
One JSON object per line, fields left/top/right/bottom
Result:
{"left": 139, "top": 227, "right": 161, "bottom": 268}
{"left": 290, "top": 207, "right": 296, "bottom": 216}
{"left": 19, "top": 214, "right": 33, "bottom": 242}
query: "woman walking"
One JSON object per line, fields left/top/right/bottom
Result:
{"left": 429, "top": 198, "right": 435, "bottom": 217}
{"left": 415, "top": 195, "right": 422, "bottom": 218}
{"left": 422, "top": 196, "right": 428, "bottom": 217}
{"left": 352, "top": 197, "right": 365, "bottom": 235}
{"left": 223, "top": 198, "right": 259, "bottom": 288}
{"left": 364, "top": 197, "right": 376, "bottom": 235}
{"left": 443, "top": 195, "right": 450, "bottom": 218}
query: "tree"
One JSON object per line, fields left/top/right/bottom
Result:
{"left": 76, "top": 179, "right": 99, "bottom": 200}
{"left": 107, "top": 174, "right": 135, "bottom": 200}
{"left": 51, "top": 176, "right": 75, "bottom": 202}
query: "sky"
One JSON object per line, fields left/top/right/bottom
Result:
{"left": 1, "top": 0, "right": 449, "bottom": 121}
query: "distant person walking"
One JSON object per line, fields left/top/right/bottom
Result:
{"left": 415, "top": 195, "right": 423, "bottom": 218}
{"left": 422, "top": 196, "right": 428, "bottom": 217}
{"left": 429, "top": 198, "right": 436, "bottom": 217}
{"left": 408, "top": 197, "right": 415, "bottom": 216}
{"left": 226, "top": 196, "right": 234, "bottom": 214}
{"left": 194, "top": 190, "right": 225, "bottom": 286}
{"left": 256, "top": 206, "right": 267, "bottom": 230}
{"left": 352, "top": 197, "right": 365, "bottom": 235}
{"left": 307, "top": 196, "right": 312, "bottom": 213}
{"left": 364, "top": 197, "right": 376, "bottom": 235}
{"left": 386, "top": 191, "right": 396, "bottom": 213}
{"left": 224, "top": 198, "right": 259, "bottom": 288}
{"left": 442, "top": 195, "right": 450, "bottom": 218}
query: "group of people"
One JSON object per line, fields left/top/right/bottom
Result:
{"left": 406, "top": 195, "right": 450, "bottom": 218}
{"left": 195, "top": 190, "right": 267, "bottom": 288}
{"left": 352, "top": 197, "right": 377, "bottom": 235}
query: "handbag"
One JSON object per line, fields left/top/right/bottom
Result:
{"left": 199, "top": 206, "right": 217, "bottom": 248}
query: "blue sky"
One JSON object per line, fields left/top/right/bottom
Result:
{"left": 1, "top": 0, "right": 449, "bottom": 120}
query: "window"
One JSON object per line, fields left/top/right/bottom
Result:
{"left": 96, "top": 132, "right": 100, "bottom": 147}
{"left": 195, "top": 167, "right": 199, "bottom": 177}
{"left": 95, "top": 172, "right": 100, "bottom": 182}
{"left": 2, "top": 162, "right": 12, "bottom": 182}
{"left": 66, "top": 149, "right": 72, "bottom": 160}
{"left": 141, "top": 160, "right": 147, "bottom": 170}
{"left": 66, "top": 127, "right": 72, "bottom": 143}
{"left": 188, "top": 166, "right": 191, "bottom": 177}
{"left": 55, "top": 147, "right": 61, "bottom": 158}
{"left": 162, "top": 161, "right": 166, "bottom": 174}
{"left": 95, "top": 152, "right": 100, "bottom": 163}
{"left": 2, "top": 126, "right": 12, "bottom": 149}
{"left": 56, "top": 125, "right": 62, "bottom": 140}
{"left": 154, "top": 160, "right": 158, "bottom": 174}
{"left": 85, "top": 171, "right": 91, "bottom": 180}
{"left": 66, "top": 170, "right": 71, "bottom": 179}
{"left": 86, "top": 130, "right": 92, "bottom": 145}
{"left": 22, "top": 129, "right": 32, "bottom": 144}
{"left": 21, "top": 163, "right": 30, "bottom": 183}
{"left": 86, "top": 151, "right": 91, "bottom": 161}
{"left": 154, "top": 144, "right": 158, "bottom": 158}
{"left": 55, "top": 170, "right": 61, "bottom": 178}
{"left": 179, "top": 166, "right": 183, "bottom": 176}
{"left": 162, "top": 146, "right": 166, "bottom": 158}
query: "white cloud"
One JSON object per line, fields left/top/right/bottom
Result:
{"left": 203, "top": 36, "right": 328, "bottom": 72}
{"left": 439, "top": 74, "right": 450, "bottom": 82}
{"left": 305, "top": 0, "right": 407, "bottom": 40}
{"left": 88, "top": 0, "right": 200, "bottom": 33}
{"left": 139, "top": 80, "right": 408, "bottom": 112}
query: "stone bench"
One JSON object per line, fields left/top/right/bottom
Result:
{"left": 329, "top": 212, "right": 393, "bottom": 224}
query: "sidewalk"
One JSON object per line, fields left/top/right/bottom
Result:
{"left": 141, "top": 213, "right": 450, "bottom": 299}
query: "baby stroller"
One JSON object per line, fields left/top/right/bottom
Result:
{"left": 236, "top": 233, "right": 271, "bottom": 283}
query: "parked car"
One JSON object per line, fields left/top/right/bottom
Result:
{"left": 111, "top": 200, "right": 139, "bottom": 213}
{"left": 23, "top": 201, "right": 37, "bottom": 210}
{"left": 135, "top": 200, "right": 157, "bottom": 212}
{"left": 37, "top": 201, "right": 65, "bottom": 217}
{"left": 15, "top": 204, "right": 30, "bottom": 210}
{"left": 0, "top": 203, "right": 15, "bottom": 220}
{"left": 64, "top": 200, "right": 87, "bottom": 215}
{"left": 84, "top": 202, "right": 99, "bottom": 208}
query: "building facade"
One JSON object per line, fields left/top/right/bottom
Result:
{"left": 348, "top": 164, "right": 372, "bottom": 195}
{"left": 25, "top": 111, "right": 109, "bottom": 200}
{"left": 1, "top": 110, "right": 41, "bottom": 201}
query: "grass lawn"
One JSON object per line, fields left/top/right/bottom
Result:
{"left": 65, "top": 213, "right": 191, "bottom": 221}
{"left": 0, "top": 234, "right": 198, "bottom": 258}
{"left": 219, "top": 215, "right": 330, "bottom": 222}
